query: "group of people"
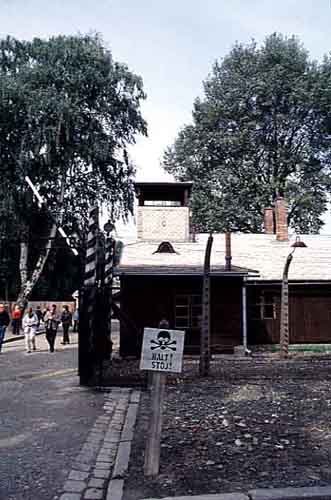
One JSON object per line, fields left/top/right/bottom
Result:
{"left": 0, "top": 302, "right": 79, "bottom": 354}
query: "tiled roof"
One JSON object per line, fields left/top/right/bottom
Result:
{"left": 117, "top": 233, "right": 331, "bottom": 282}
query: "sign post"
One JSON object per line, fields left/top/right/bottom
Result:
{"left": 140, "top": 327, "right": 185, "bottom": 476}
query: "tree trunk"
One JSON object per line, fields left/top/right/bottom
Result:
{"left": 17, "top": 225, "right": 29, "bottom": 308}
{"left": 19, "top": 240, "right": 28, "bottom": 290}
{"left": 17, "top": 222, "right": 57, "bottom": 307}
{"left": 16, "top": 173, "right": 66, "bottom": 306}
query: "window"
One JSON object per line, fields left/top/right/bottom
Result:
{"left": 251, "top": 292, "right": 276, "bottom": 320}
{"left": 144, "top": 200, "right": 181, "bottom": 207}
{"left": 175, "top": 294, "right": 202, "bottom": 329}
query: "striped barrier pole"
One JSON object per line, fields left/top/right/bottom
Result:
{"left": 79, "top": 204, "right": 99, "bottom": 384}
{"left": 105, "top": 234, "right": 115, "bottom": 359}
{"left": 104, "top": 235, "right": 114, "bottom": 286}
{"left": 84, "top": 205, "right": 99, "bottom": 287}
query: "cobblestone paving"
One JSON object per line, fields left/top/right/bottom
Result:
{"left": 1, "top": 335, "right": 103, "bottom": 500}
{"left": 57, "top": 388, "right": 140, "bottom": 500}
{"left": 0, "top": 331, "right": 136, "bottom": 500}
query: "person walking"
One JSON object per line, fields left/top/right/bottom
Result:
{"left": 35, "top": 306, "right": 43, "bottom": 331}
{"left": 42, "top": 307, "right": 49, "bottom": 322}
{"left": 11, "top": 304, "right": 22, "bottom": 335}
{"left": 72, "top": 308, "right": 79, "bottom": 332}
{"left": 22, "top": 307, "right": 38, "bottom": 353}
{"left": 44, "top": 304, "right": 60, "bottom": 352}
{"left": 0, "top": 303, "right": 10, "bottom": 353}
{"left": 61, "top": 305, "right": 72, "bottom": 345}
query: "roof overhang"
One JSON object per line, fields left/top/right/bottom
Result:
{"left": 247, "top": 280, "right": 331, "bottom": 286}
{"left": 134, "top": 181, "right": 193, "bottom": 189}
{"left": 115, "top": 265, "right": 259, "bottom": 277}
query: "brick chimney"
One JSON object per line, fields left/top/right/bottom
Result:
{"left": 263, "top": 207, "right": 274, "bottom": 234}
{"left": 274, "top": 197, "right": 288, "bottom": 241}
{"left": 225, "top": 232, "right": 232, "bottom": 270}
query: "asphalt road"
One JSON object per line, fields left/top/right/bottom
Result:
{"left": 0, "top": 333, "right": 105, "bottom": 500}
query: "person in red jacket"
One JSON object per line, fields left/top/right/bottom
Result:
{"left": 11, "top": 304, "right": 22, "bottom": 335}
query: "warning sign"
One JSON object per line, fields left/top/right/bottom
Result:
{"left": 140, "top": 328, "right": 185, "bottom": 373}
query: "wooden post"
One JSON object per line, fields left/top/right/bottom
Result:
{"left": 141, "top": 326, "right": 185, "bottom": 476}
{"left": 144, "top": 371, "right": 166, "bottom": 476}
{"left": 200, "top": 233, "right": 213, "bottom": 377}
{"left": 242, "top": 279, "right": 247, "bottom": 351}
{"left": 280, "top": 253, "right": 293, "bottom": 359}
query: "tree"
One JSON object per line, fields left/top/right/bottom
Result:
{"left": 0, "top": 34, "right": 147, "bottom": 305}
{"left": 163, "top": 34, "right": 331, "bottom": 233}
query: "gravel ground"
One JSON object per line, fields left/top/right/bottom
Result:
{"left": 124, "top": 357, "right": 331, "bottom": 500}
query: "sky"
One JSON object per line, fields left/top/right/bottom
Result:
{"left": 2, "top": 0, "right": 331, "bottom": 232}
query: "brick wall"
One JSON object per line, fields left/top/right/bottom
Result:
{"left": 137, "top": 206, "right": 190, "bottom": 241}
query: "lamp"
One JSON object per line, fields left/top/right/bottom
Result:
{"left": 292, "top": 235, "right": 307, "bottom": 249}
{"left": 279, "top": 236, "right": 307, "bottom": 359}
{"left": 103, "top": 220, "right": 114, "bottom": 235}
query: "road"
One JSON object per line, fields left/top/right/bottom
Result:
{"left": 0, "top": 333, "right": 105, "bottom": 500}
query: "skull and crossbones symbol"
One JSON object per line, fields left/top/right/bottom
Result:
{"left": 150, "top": 330, "right": 177, "bottom": 351}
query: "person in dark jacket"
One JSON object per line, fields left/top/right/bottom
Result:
{"left": 0, "top": 303, "right": 10, "bottom": 353}
{"left": 44, "top": 304, "right": 60, "bottom": 352}
{"left": 35, "top": 306, "right": 43, "bottom": 331}
{"left": 61, "top": 305, "right": 72, "bottom": 345}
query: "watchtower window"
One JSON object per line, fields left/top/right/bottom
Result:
{"left": 135, "top": 182, "right": 192, "bottom": 207}
{"left": 144, "top": 200, "right": 181, "bottom": 207}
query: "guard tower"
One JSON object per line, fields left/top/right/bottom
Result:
{"left": 135, "top": 182, "right": 193, "bottom": 241}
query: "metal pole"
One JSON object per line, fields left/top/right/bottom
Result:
{"left": 242, "top": 280, "right": 247, "bottom": 351}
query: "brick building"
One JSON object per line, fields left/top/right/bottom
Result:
{"left": 115, "top": 182, "right": 331, "bottom": 356}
